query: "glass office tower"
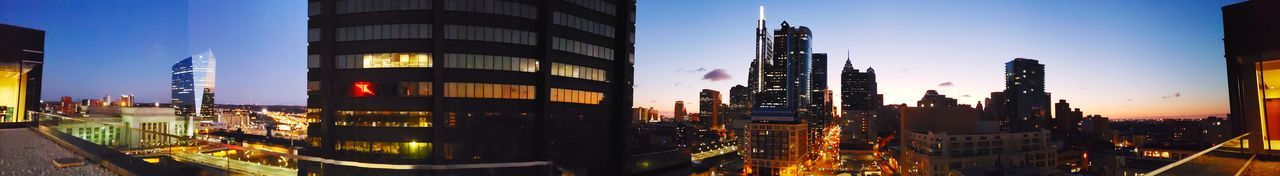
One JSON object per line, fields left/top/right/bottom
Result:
{"left": 171, "top": 50, "right": 216, "bottom": 121}
{"left": 303, "top": 0, "right": 636, "bottom": 175}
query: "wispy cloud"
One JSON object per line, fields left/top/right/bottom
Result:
{"left": 1161, "top": 92, "right": 1182, "bottom": 99}
{"left": 702, "top": 69, "right": 732, "bottom": 81}
{"left": 676, "top": 67, "right": 708, "bottom": 73}
{"left": 938, "top": 82, "right": 954, "bottom": 87}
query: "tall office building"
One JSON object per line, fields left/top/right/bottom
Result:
{"left": 809, "top": 53, "right": 828, "bottom": 119}
{"left": 841, "top": 55, "right": 880, "bottom": 144}
{"left": 1053, "top": 99, "right": 1084, "bottom": 140}
{"left": 700, "top": 89, "right": 723, "bottom": 130}
{"left": 0, "top": 24, "right": 43, "bottom": 124}
{"left": 675, "top": 101, "right": 688, "bottom": 121}
{"left": 171, "top": 50, "right": 215, "bottom": 120}
{"left": 730, "top": 85, "right": 752, "bottom": 111}
{"left": 1004, "top": 58, "right": 1050, "bottom": 132}
{"left": 303, "top": 0, "right": 636, "bottom": 175}
{"left": 745, "top": 6, "right": 817, "bottom": 174}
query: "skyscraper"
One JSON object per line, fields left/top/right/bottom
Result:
{"left": 810, "top": 53, "right": 828, "bottom": 118}
{"left": 745, "top": 6, "right": 817, "bottom": 174}
{"left": 700, "top": 89, "right": 723, "bottom": 130}
{"left": 303, "top": 0, "right": 636, "bottom": 175}
{"left": 675, "top": 101, "right": 688, "bottom": 121}
{"left": 840, "top": 55, "right": 879, "bottom": 144}
{"left": 730, "top": 85, "right": 752, "bottom": 111}
{"left": 1004, "top": 58, "right": 1050, "bottom": 132}
{"left": 171, "top": 50, "right": 215, "bottom": 120}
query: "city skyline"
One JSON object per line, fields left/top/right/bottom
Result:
{"left": 0, "top": 0, "right": 1241, "bottom": 119}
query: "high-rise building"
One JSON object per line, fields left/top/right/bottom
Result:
{"left": 303, "top": 1, "right": 636, "bottom": 175}
{"left": 700, "top": 89, "right": 723, "bottom": 130}
{"left": 1004, "top": 58, "right": 1050, "bottom": 132}
{"left": 810, "top": 53, "right": 828, "bottom": 118}
{"left": 840, "top": 55, "right": 881, "bottom": 144}
{"left": 172, "top": 50, "right": 216, "bottom": 119}
{"left": 730, "top": 85, "right": 752, "bottom": 111}
{"left": 0, "top": 23, "right": 44, "bottom": 124}
{"left": 675, "top": 101, "right": 688, "bottom": 121}
{"left": 745, "top": 6, "right": 818, "bottom": 175}
{"left": 1053, "top": 99, "right": 1084, "bottom": 140}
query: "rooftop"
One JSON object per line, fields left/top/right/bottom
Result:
{"left": 0, "top": 128, "right": 114, "bottom": 176}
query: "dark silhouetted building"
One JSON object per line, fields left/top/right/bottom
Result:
{"left": 1053, "top": 99, "right": 1084, "bottom": 140}
{"left": 700, "top": 89, "right": 723, "bottom": 130}
{"left": 810, "top": 53, "right": 829, "bottom": 119}
{"left": 0, "top": 23, "right": 43, "bottom": 124}
{"left": 1004, "top": 58, "right": 1050, "bottom": 132}
{"left": 675, "top": 100, "right": 688, "bottom": 121}
{"left": 841, "top": 55, "right": 881, "bottom": 144}
{"left": 302, "top": 0, "right": 636, "bottom": 175}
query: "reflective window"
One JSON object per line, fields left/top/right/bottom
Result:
{"left": 444, "top": 0, "right": 537, "bottom": 19}
{"left": 336, "top": 24, "right": 431, "bottom": 42}
{"left": 553, "top": 12, "right": 614, "bottom": 38}
{"left": 552, "top": 37, "right": 613, "bottom": 60}
{"left": 444, "top": 54, "right": 538, "bottom": 72}
{"left": 308, "top": 2, "right": 322, "bottom": 16}
{"left": 563, "top": 0, "right": 615, "bottom": 16}
{"left": 551, "top": 62, "right": 606, "bottom": 82}
{"left": 551, "top": 88, "right": 603, "bottom": 104}
{"left": 444, "top": 82, "right": 534, "bottom": 100}
{"left": 336, "top": 111, "right": 432, "bottom": 127}
{"left": 398, "top": 82, "right": 432, "bottom": 97}
{"left": 336, "top": 53, "right": 433, "bottom": 69}
{"left": 335, "top": 140, "right": 432, "bottom": 159}
{"left": 443, "top": 25, "right": 537, "bottom": 46}
{"left": 307, "top": 55, "right": 320, "bottom": 68}
{"left": 308, "top": 28, "right": 321, "bottom": 42}
{"left": 335, "top": 0, "right": 432, "bottom": 14}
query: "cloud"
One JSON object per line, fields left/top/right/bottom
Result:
{"left": 961, "top": 94, "right": 971, "bottom": 97}
{"left": 702, "top": 69, "right": 732, "bottom": 81}
{"left": 938, "top": 82, "right": 954, "bottom": 87}
{"left": 1161, "top": 92, "right": 1182, "bottom": 99}
{"left": 676, "top": 67, "right": 708, "bottom": 73}
{"left": 674, "top": 82, "right": 683, "bottom": 87}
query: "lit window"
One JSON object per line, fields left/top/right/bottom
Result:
{"left": 353, "top": 82, "right": 376, "bottom": 97}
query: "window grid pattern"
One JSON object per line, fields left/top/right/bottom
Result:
{"left": 443, "top": 54, "right": 538, "bottom": 72}
{"left": 551, "top": 62, "right": 606, "bottom": 82}
{"left": 335, "top": 111, "right": 432, "bottom": 127}
{"left": 398, "top": 82, "right": 432, "bottom": 97}
{"left": 308, "top": 28, "right": 321, "bottom": 42}
{"left": 444, "top": 82, "right": 535, "bottom": 100}
{"left": 335, "top": 140, "right": 432, "bottom": 159}
{"left": 308, "top": 2, "right": 322, "bottom": 16}
{"left": 551, "top": 88, "right": 603, "bottom": 104}
{"left": 444, "top": 25, "right": 537, "bottom": 46}
{"left": 553, "top": 12, "right": 614, "bottom": 38}
{"left": 443, "top": 0, "right": 537, "bottom": 19}
{"left": 552, "top": 37, "right": 613, "bottom": 60}
{"left": 336, "top": 53, "right": 433, "bottom": 69}
{"left": 337, "top": 24, "right": 432, "bottom": 42}
{"left": 336, "top": 0, "right": 432, "bottom": 14}
{"left": 308, "top": 55, "right": 320, "bottom": 68}
{"left": 563, "top": 0, "right": 615, "bottom": 16}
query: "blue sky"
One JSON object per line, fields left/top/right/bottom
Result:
{"left": 0, "top": 0, "right": 1242, "bottom": 118}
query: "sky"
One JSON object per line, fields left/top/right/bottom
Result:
{"left": 0, "top": 0, "right": 1242, "bottom": 119}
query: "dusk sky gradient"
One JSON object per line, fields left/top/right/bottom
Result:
{"left": 0, "top": 0, "right": 1243, "bottom": 119}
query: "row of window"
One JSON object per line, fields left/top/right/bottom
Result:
{"left": 552, "top": 37, "right": 614, "bottom": 60}
{"left": 443, "top": 0, "right": 537, "bottom": 19}
{"left": 553, "top": 12, "right": 614, "bottom": 38}
{"left": 551, "top": 88, "right": 603, "bottom": 104}
{"left": 335, "top": 111, "right": 432, "bottom": 127}
{"left": 335, "top": 140, "right": 432, "bottom": 159}
{"left": 563, "top": 0, "right": 615, "bottom": 16}
{"left": 443, "top": 54, "right": 538, "bottom": 72}
{"left": 550, "top": 62, "right": 606, "bottom": 81}
{"left": 335, "top": 0, "right": 432, "bottom": 14}
{"left": 443, "top": 25, "right": 538, "bottom": 46}
{"left": 444, "top": 82, "right": 535, "bottom": 100}
{"left": 398, "top": 82, "right": 432, "bottom": 97}
{"left": 336, "top": 24, "right": 432, "bottom": 42}
{"left": 336, "top": 53, "right": 433, "bottom": 69}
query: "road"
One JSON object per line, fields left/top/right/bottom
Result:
{"left": 172, "top": 152, "right": 297, "bottom": 176}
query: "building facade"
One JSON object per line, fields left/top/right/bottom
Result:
{"left": 1223, "top": 0, "right": 1280, "bottom": 155}
{"left": 0, "top": 23, "right": 43, "bottom": 124}
{"left": 303, "top": 0, "right": 636, "bottom": 175}
{"left": 700, "top": 89, "right": 723, "bottom": 130}
{"left": 171, "top": 50, "right": 216, "bottom": 120}
{"left": 1004, "top": 58, "right": 1050, "bottom": 132}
